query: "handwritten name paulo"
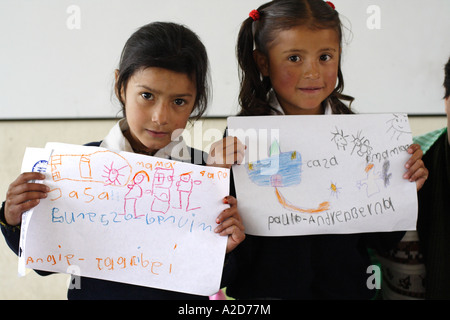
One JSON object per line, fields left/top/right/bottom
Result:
{"left": 268, "top": 196, "right": 396, "bottom": 231}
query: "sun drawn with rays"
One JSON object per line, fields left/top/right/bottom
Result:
{"left": 102, "top": 161, "right": 129, "bottom": 186}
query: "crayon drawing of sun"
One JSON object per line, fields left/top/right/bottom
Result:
{"left": 329, "top": 181, "right": 342, "bottom": 198}
{"left": 102, "top": 161, "right": 128, "bottom": 186}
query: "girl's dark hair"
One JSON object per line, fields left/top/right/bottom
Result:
{"left": 115, "top": 22, "right": 210, "bottom": 120}
{"left": 444, "top": 56, "right": 450, "bottom": 99}
{"left": 237, "top": 0, "right": 354, "bottom": 116}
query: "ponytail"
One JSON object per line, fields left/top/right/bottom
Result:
{"left": 237, "top": 17, "right": 275, "bottom": 116}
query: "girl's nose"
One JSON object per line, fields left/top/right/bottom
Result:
{"left": 151, "top": 101, "right": 169, "bottom": 125}
{"left": 304, "top": 61, "right": 320, "bottom": 80}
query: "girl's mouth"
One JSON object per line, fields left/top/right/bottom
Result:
{"left": 299, "top": 87, "right": 323, "bottom": 93}
{"left": 146, "top": 129, "right": 169, "bottom": 138}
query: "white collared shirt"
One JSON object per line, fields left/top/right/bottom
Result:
{"left": 100, "top": 119, "right": 192, "bottom": 162}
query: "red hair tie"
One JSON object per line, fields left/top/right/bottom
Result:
{"left": 325, "top": 1, "right": 336, "bottom": 10}
{"left": 249, "top": 9, "right": 260, "bottom": 21}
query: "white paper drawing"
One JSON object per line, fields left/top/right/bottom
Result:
{"left": 228, "top": 114, "right": 418, "bottom": 237}
{"left": 19, "top": 143, "right": 229, "bottom": 296}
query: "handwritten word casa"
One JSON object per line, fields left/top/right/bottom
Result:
{"left": 48, "top": 187, "right": 112, "bottom": 203}
{"left": 306, "top": 155, "right": 339, "bottom": 169}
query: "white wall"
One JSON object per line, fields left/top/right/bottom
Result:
{"left": 1, "top": 0, "right": 449, "bottom": 119}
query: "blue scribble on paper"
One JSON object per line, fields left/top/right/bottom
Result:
{"left": 246, "top": 140, "right": 302, "bottom": 187}
{"left": 32, "top": 160, "right": 48, "bottom": 173}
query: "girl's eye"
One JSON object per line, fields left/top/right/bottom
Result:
{"left": 320, "top": 54, "right": 332, "bottom": 62}
{"left": 288, "top": 55, "right": 301, "bottom": 63}
{"left": 141, "top": 92, "right": 154, "bottom": 100}
{"left": 174, "top": 98, "right": 186, "bottom": 106}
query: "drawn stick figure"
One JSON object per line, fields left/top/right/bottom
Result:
{"left": 124, "top": 171, "right": 149, "bottom": 218}
{"left": 331, "top": 127, "right": 349, "bottom": 151}
{"left": 173, "top": 172, "right": 202, "bottom": 211}
{"left": 150, "top": 168, "right": 173, "bottom": 214}
{"left": 357, "top": 163, "right": 381, "bottom": 197}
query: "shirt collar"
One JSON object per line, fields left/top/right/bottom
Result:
{"left": 100, "top": 119, "right": 191, "bottom": 162}
{"left": 269, "top": 90, "right": 333, "bottom": 115}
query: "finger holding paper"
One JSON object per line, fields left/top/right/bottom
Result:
{"left": 4, "top": 172, "right": 48, "bottom": 226}
{"left": 207, "top": 136, "right": 246, "bottom": 169}
{"left": 215, "top": 196, "right": 245, "bottom": 253}
{"left": 404, "top": 143, "right": 428, "bottom": 190}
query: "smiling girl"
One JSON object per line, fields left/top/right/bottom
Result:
{"left": 208, "top": 0, "right": 428, "bottom": 299}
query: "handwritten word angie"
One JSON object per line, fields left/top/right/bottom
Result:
{"left": 26, "top": 245, "right": 83, "bottom": 267}
{"left": 268, "top": 197, "right": 395, "bottom": 230}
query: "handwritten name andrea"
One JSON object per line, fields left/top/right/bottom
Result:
{"left": 268, "top": 197, "right": 395, "bottom": 231}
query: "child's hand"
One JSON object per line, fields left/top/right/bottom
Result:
{"left": 404, "top": 144, "right": 428, "bottom": 191}
{"left": 207, "top": 136, "right": 246, "bottom": 169}
{"left": 4, "top": 172, "right": 49, "bottom": 226}
{"left": 215, "top": 196, "right": 245, "bottom": 253}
